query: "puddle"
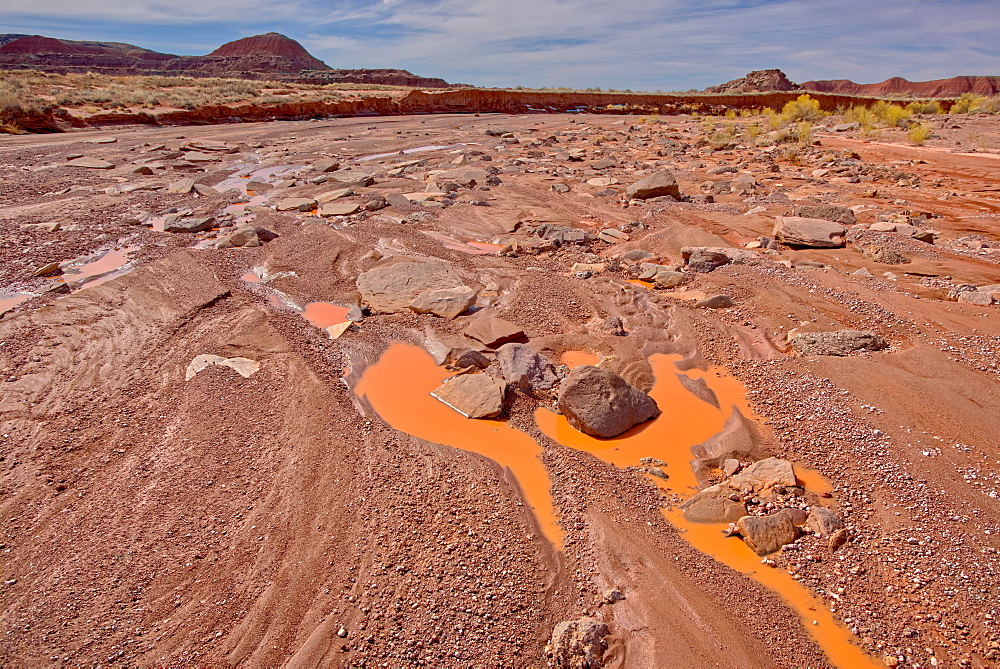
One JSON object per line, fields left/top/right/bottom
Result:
{"left": 536, "top": 354, "right": 878, "bottom": 668}
{"left": 58, "top": 247, "right": 139, "bottom": 291}
{"left": 0, "top": 292, "right": 32, "bottom": 316}
{"left": 242, "top": 271, "right": 262, "bottom": 283}
{"left": 561, "top": 351, "right": 600, "bottom": 368}
{"left": 224, "top": 194, "right": 269, "bottom": 216}
{"left": 354, "top": 343, "right": 563, "bottom": 545}
{"left": 358, "top": 144, "right": 465, "bottom": 162}
{"left": 301, "top": 302, "right": 350, "bottom": 329}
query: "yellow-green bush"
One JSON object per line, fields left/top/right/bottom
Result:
{"left": 872, "top": 101, "right": 912, "bottom": 127}
{"left": 781, "top": 94, "right": 825, "bottom": 122}
{"left": 906, "top": 100, "right": 943, "bottom": 115}
{"left": 908, "top": 123, "right": 932, "bottom": 145}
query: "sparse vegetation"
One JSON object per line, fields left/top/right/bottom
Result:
{"left": 950, "top": 92, "right": 1000, "bottom": 114}
{"left": 908, "top": 122, "right": 932, "bottom": 145}
{"left": 872, "top": 101, "right": 912, "bottom": 127}
{"left": 780, "top": 94, "right": 826, "bottom": 122}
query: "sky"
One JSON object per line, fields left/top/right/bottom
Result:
{"left": 2, "top": 0, "right": 999, "bottom": 90}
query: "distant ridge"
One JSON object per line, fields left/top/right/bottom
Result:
{"left": 801, "top": 76, "right": 1000, "bottom": 98}
{"left": 0, "top": 32, "right": 455, "bottom": 87}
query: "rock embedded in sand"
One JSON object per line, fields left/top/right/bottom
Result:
{"left": 496, "top": 343, "right": 558, "bottom": 391}
{"left": 163, "top": 217, "right": 214, "bottom": 233}
{"left": 314, "top": 158, "right": 341, "bottom": 173}
{"left": 430, "top": 373, "right": 506, "bottom": 419}
{"left": 66, "top": 157, "right": 114, "bottom": 169}
{"left": 408, "top": 285, "right": 477, "bottom": 319}
{"left": 546, "top": 618, "right": 609, "bottom": 669}
{"left": 185, "top": 354, "right": 260, "bottom": 380}
{"left": 805, "top": 506, "right": 844, "bottom": 537}
{"left": 695, "top": 294, "right": 734, "bottom": 309}
{"left": 319, "top": 201, "right": 361, "bottom": 217}
{"left": 681, "top": 485, "right": 748, "bottom": 523}
{"left": 215, "top": 225, "right": 260, "bottom": 249}
{"left": 736, "top": 509, "right": 800, "bottom": 556}
{"left": 791, "top": 330, "right": 888, "bottom": 356}
{"left": 793, "top": 203, "right": 857, "bottom": 226}
{"left": 276, "top": 197, "right": 316, "bottom": 212}
{"left": 166, "top": 177, "right": 196, "bottom": 194}
{"left": 557, "top": 365, "right": 660, "bottom": 438}
{"left": 625, "top": 171, "right": 681, "bottom": 200}
{"left": 728, "top": 457, "right": 796, "bottom": 494}
{"left": 957, "top": 290, "right": 994, "bottom": 306}
{"left": 862, "top": 245, "right": 909, "bottom": 265}
{"left": 357, "top": 261, "right": 466, "bottom": 314}
{"left": 773, "top": 216, "right": 847, "bottom": 248}
{"left": 463, "top": 316, "right": 525, "bottom": 348}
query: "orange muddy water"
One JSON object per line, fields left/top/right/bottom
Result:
{"left": 357, "top": 345, "right": 876, "bottom": 667}
{"left": 537, "top": 354, "right": 878, "bottom": 669}
{"left": 354, "top": 343, "right": 564, "bottom": 545}
{"left": 560, "top": 350, "right": 600, "bottom": 368}
{"left": 301, "top": 302, "right": 350, "bottom": 329}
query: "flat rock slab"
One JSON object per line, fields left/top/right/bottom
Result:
{"left": 681, "top": 485, "right": 747, "bottom": 523}
{"left": 409, "top": 286, "right": 476, "bottom": 319}
{"left": 319, "top": 201, "right": 361, "bottom": 217}
{"left": 557, "top": 365, "right": 660, "bottom": 438}
{"left": 316, "top": 188, "right": 353, "bottom": 203}
{"left": 431, "top": 373, "right": 506, "bottom": 418}
{"left": 166, "top": 178, "right": 196, "bottom": 194}
{"left": 463, "top": 316, "right": 525, "bottom": 348}
{"left": 186, "top": 354, "right": 260, "bottom": 380}
{"left": 215, "top": 225, "right": 260, "bottom": 249}
{"left": 357, "top": 261, "right": 465, "bottom": 314}
{"left": 67, "top": 157, "right": 114, "bottom": 169}
{"left": 163, "top": 217, "right": 215, "bottom": 233}
{"left": 791, "top": 330, "right": 888, "bottom": 356}
{"left": 276, "top": 198, "right": 316, "bottom": 212}
{"left": 728, "top": 456, "right": 796, "bottom": 494}
{"left": 773, "top": 216, "right": 846, "bottom": 248}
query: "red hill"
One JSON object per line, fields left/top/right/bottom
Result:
{"left": 802, "top": 76, "right": 1000, "bottom": 98}
{"left": 207, "top": 32, "right": 324, "bottom": 65}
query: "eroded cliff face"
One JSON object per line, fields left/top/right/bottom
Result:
{"left": 3, "top": 88, "right": 923, "bottom": 134}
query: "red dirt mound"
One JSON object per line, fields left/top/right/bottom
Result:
{"left": 802, "top": 75, "right": 1000, "bottom": 98}
{"left": 207, "top": 32, "right": 327, "bottom": 69}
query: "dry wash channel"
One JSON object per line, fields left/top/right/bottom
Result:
{"left": 356, "top": 345, "right": 878, "bottom": 667}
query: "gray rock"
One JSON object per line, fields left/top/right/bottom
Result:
{"left": 496, "top": 343, "right": 558, "bottom": 391}
{"left": 791, "top": 330, "right": 888, "bottom": 356}
{"left": 736, "top": 509, "right": 800, "bottom": 556}
{"left": 357, "top": 261, "right": 466, "bottom": 314}
{"left": 166, "top": 177, "right": 196, "bottom": 194}
{"left": 793, "top": 203, "right": 857, "bottom": 226}
{"left": 450, "top": 349, "right": 490, "bottom": 369}
{"left": 622, "top": 249, "right": 655, "bottom": 262}
{"left": 409, "top": 286, "right": 477, "bottom": 319}
{"left": 546, "top": 618, "right": 609, "bottom": 669}
{"left": 695, "top": 294, "right": 734, "bottom": 309}
{"left": 773, "top": 216, "right": 847, "bottom": 248}
{"left": 463, "top": 316, "right": 525, "bottom": 348}
{"left": 957, "top": 290, "right": 994, "bottom": 306}
{"left": 806, "top": 506, "right": 844, "bottom": 537}
{"left": 557, "top": 365, "right": 660, "bottom": 438}
{"left": 431, "top": 374, "right": 506, "bottom": 419}
{"left": 681, "top": 485, "right": 747, "bottom": 523}
{"left": 728, "top": 457, "right": 796, "bottom": 494}
{"left": 653, "top": 270, "right": 685, "bottom": 288}
{"left": 685, "top": 248, "right": 733, "bottom": 273}
{"left": 625, "top": 171, "right": 681, "bottom": 200}
{"left": 862, "top": 245, "right": 909, "bottom": 264}
{"left": 163, "top": 217, "right": 215, "bottom": 233}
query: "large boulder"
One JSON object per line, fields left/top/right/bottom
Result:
{"left": 430, "top": 373, "right": 506, "bottom": 419}
{"left": 681, "top": 485, "right": 747, "bottom": 523}
{"left": 496, "top": 343, "right": 558, "bottom": 391}
{"left": 728, "top": 457, "right": 796, "bottom": 494}
{"left": 557, "top": 366, "right": 660, "bottom": 438}
{"left": 773, "top": 216, "right": 846, "bottom": 248}
{"left": 357, "top": 261, "right": 466, "bottom": 314}
{"left": 625, "top": 171, "right": 681, "bottom": 200}
{"left": 736, "top": 509, "right": 800, "bottom": 556}
{"left": 409, "top": 286, "right": 476, "bottom": 319}
{"left": 791, "top": 330, "right": 888, "bottom": 356}
{"left": 546, "top": 618, "right": 609, "bottom": 669}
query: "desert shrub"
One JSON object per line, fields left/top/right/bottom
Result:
{"left": 745, "top": 122, "right": 762, "bottom": 139}
{"left": 724, "top": 109, "right": 737, "bottom": 119}
{"left": 951, "top": 93, "right": 986, "bottom": 114}
{"left": 781, "top": 94, "right": 825, "bottom": 122}
{"left": 872, "top": 101, "right": 912, "bottom": 127}
{"left": 763, "top": 107, "right": 783, "bottom": 130}
{"left": 844, "top": 105, "right": 879, "bottom": 131}
{"left": 796, "top": 120, "right": 812, "bottom": 145}
{"left": 908, "top": 123, "right": 932, "bottom": 145}
{"left": 906, "top": 100, "right": 943, "bottom": 114}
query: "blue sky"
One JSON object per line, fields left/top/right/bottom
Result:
{"left": 2, "top": 0, "right": 998, "bottom": 89}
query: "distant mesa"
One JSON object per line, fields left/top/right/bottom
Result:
{"left": 704, "top": 69, "right": 802, "bottom": 94}
{"left": 707, "top": 69, "right": 1000, "bottom": 98}
{"left": 0, "top": 31, "right": 455, "bottom": 87}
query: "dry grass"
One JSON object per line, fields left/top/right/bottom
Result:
{"left": 0, "top": 70, "right": 412, "bottom": 116}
